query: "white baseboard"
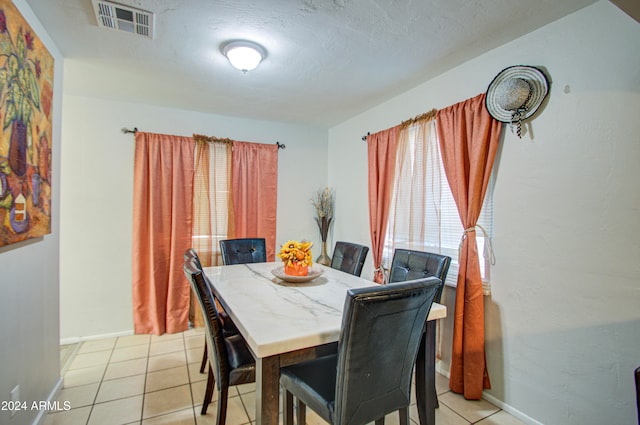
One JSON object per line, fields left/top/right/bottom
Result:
{"left": 482, "top": 391, "right": 545, "bottom": 425}
{"left": 31, "top": 377, "right": 63, "bottom": 425}
{"left": 434, "top": 361, "right": 543, "bottom": 425}
{"left": 60, "top": 329, "right": 134, "bottom": 345}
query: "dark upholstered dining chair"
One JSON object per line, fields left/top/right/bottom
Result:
{"left": 280, "top": 277, "right": 441, "bottom": 425}
{"left": 219, "top": 238, "right": 267, "bottom": 265}
{"left": 387, "top": 248, "right": 450, "bottom": 413}
{"left": 183, "top": 248, "right": 239, "bottom": 374}
{"left": 388, "top": 249, "right": 451, "bottom": 303}
{"left": 330, "top": 241, "right": 369, "bottom": 277}
{"left": 184, "top": 259, "right": 256, "bottom": 423}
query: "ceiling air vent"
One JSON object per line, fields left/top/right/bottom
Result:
{"left": 92, "top": 0, "right": 154, "bottom": 39}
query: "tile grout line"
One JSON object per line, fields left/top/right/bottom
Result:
{"left": 85, "top": 338, "right": 117, "bottom": 425}
{"left": 182, "top": 330, "right": 200, "bottom": 425}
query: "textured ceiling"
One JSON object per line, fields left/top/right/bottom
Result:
{"left": 25, "top": 0, "right": 598, "bottom": 127}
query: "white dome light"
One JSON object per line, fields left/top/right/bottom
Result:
{"left": 222, "top": 41, "right": 267, "bottom": 73}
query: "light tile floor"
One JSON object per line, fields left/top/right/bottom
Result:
{"left": 46, "top": 328, "right": 525, "bottom": 425}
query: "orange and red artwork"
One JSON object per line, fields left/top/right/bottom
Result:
{"left": 0, "top": 0, "right": 54, "bottom": 246}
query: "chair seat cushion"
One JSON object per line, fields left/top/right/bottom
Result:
{"left": 224, "top": 334, "right": 256, "bottom": 385}
{"left": 280, "top": 354, "right": 338, "bottom": 423}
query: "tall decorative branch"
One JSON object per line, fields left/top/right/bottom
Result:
{"left": 311, "top": 187, "right": 334, "bottom": 265}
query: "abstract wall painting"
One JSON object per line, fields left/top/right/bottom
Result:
{"left": 0, "top": 0, "right": 54, "bottom": 246}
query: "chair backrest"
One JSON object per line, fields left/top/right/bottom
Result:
{"left": 388, "top": 249, "right": 451, "bottom": 302}
{"left": 219, "top": 238, "right": 267, "bottom": 265}
{"left": 334, "top": 277, "right": 441, "bottom": 425}
{"left": 330, "top": 242, "right": 369, "bottom": 277}
{"left": 184, "top": 248, "right": 203, "bottom": 270}
{"left": 183, "top": 259, "right": 230, "bottom": 388}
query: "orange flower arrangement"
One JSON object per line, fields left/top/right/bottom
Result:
{"left": 277, "top": 240, "right": 313, "bottom": 276}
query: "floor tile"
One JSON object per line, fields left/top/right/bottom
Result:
{"left": 146, "top": 365, "right": 190, "bottom": 393}
{"left": 96, "top": 373, "right": 146, "bottom": 403}
{"left": 68, "top": 350, "right": 112, "bottom": 370}
{"left": 436, "top": 372, "right": 450, "bottom": 395}
{"left": 57, "top": 329, "right": 527, "bottom": 425}
{"left": 194, "top": 394, "right": 250, "bottom": 425}
{"left": 147, "top": 350, "right": 187, "bottom": 372}
{"left": 143, "top": 384, "right": 194, "bottom": 419}
{"left": 239, "top": 389, "right": 284, "bottom": 422}
{"left": 78, "top": 338, "right": 117, "bottom": 354}
{"left": 44, "top": 405, "right": 92, "bottom": 425}
{"left": 116, "top": 334, "right": 151, "bottom": 348}
{"left": 149, "top": 338, "right": 186, "bottom": 356}
{"left": 191, "top": 379, "right": 220, "bottom": 405}
{"left": 439, "top": 391, "right": 500, "bottom": 423}
{"left": 304, "top": 407, "right": 330, "bottom": 425}
{"left": 183, "top": 327, "right": 205, "bottom": 338}
{"left": 434, "top": 403, "right": 471, "bottom": 425}
{"left": 476, "top": 410, "right": 527, "bottom": 425}
{"left": 142, "top": 407, "right": 197, "bottom": 424}
{"left": 64, "top": 365, "right": 107, "bottom": 388}
{"left": 186, "top": 347, "right": 205, "bottom": 365}
{"left": 185, "top": 335, "right": 205, "bottom": 350}
{"left": 151, "top": 332, "right": 184, "bottom": 342}
{"left": 103, "top": 357, "right": 148, "bottom": 381}
{"left": 88, "top": 395, "right": 144, "bottom": 425}
{"left": 110, "top": 344, "right": 150, "bottom": 362}
{"left": 236, "top": 382, "right": 255, "bottom": 395}
{"left": 187, "top": 362, "right": 208, "bottom": 383}
{"left": 55, "top": 382, "right": 99, "bottom": 409}
{"left": 60, "top": 343, "right": 79, "bottom": 371}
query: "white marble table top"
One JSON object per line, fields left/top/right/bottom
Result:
{"left": 203, "top": 262, "right": 447, "bottom": 358}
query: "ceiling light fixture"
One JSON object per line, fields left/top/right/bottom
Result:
{"left": 222, "top": 40, "right": 267, "bottom": 73}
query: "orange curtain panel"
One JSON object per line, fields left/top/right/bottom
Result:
{"left": 366, "top": 126, "right": 400, "bottom": 284}
{"left": 231, "top": 142, "right": 278, "bottom": 261}
{"left": 132, "top": 132, "right": 195, "bottom": 335}
{"left": 435, "top": 94, "right": 502, "bottom": 399}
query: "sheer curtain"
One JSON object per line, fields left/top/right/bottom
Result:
{"left": 190, "top": 137, "right": 232, "bottom": 327}
{"left": 231, "top": 141, "right": 278, "bottom": 261}
{"left": 132, "top": 132, "right": 195, "bottom": 335}
{"left": 436, "top": 93, "right": 502, "bottom": 400}
{"left": 192, "top": 136, "right": 233, "bottom": 268}
{"left": 385, "top": 116, "right": 444, "bottom": 269}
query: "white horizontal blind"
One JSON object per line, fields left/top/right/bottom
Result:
{"left": 383, "top": 119, "right": 493, "bottom": 287}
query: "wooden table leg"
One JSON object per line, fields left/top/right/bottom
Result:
{"left": 415, "top": 320, "right": 437, "bottom": 425}
{"left": 255, "top": 355, "right": 281, "bottom": 425}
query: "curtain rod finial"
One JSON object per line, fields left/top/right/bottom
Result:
{"left": 276, "top": 141, "right": 286, "bottom": 149}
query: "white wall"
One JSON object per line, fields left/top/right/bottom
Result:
{"left": 0, "top": 1, "right": 64, "bottom": 424}
{"left": 328, "top": 2, "right": 640, "bottom": 424}
{"left": 59, "top": 95, "right": 328, "bottom": 340}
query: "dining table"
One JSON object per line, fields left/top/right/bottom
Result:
{"left": 203, "top": 261, "right": 447, "bottom": 425}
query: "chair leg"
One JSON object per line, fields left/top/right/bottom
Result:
{"left": 296, "top": 398, "right": 306, "bottom": 425}
{"left": 398, "top": 407, "right": 409, "bottom": 425}
{"left": 216, "top": 387, "right": 229, "bottom": 425}
{"left": 201, "top": 367, "right": 215, "bottom": 415}
{"left": 283, "top": 390, "right": 294, "bottom": 425}
{"left": 199, "top": 340, "right": 208, "bottom": 373}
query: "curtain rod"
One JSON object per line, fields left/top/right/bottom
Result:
{"left": 361, "top": 108, "right": 438, "bottom": 142}
{"left": 121, "top": 127, "right": 286, "bottom": 149}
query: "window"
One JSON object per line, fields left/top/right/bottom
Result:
{"left": 383, "top": 119, "right": 494, "bottom": 288}
{"left": 191, "top": 141, "right": 232, "bottom": 266}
